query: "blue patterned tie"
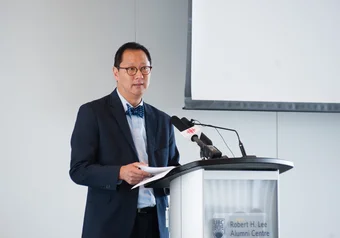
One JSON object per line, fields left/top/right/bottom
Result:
{"left": 126, "top": 104, "right": 144, "bottom": 118}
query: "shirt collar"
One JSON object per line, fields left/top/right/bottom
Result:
{"left": 116, "top": 88, "right": 144, "bottom": 112}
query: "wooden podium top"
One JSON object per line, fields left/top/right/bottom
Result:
{"left": 145, "top": 156, "right": 294, "bottom": 188}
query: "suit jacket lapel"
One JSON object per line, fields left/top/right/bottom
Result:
{"left": 144, "top": 103, "right": 157, "bottom": 167}
{"left": 109, "top": 89, "right": 138, "bottom": 160}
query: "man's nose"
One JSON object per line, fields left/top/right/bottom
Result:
{"left": 135, "top": 69, "right": 144, "bottom": 78}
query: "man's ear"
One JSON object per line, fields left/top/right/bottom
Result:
{"left": 113, "top": 67, "right": 119, "bottom": 81}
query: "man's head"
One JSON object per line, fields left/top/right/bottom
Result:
{"left": 113, "top": 42, "right": 152, "bottom": 106}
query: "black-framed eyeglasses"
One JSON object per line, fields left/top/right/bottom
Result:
{"left": 117, "top": 66, "right": 152, "bottom": 76}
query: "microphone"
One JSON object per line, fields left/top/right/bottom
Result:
{"left": 181, "top": 117, "right": 212, "bottom": 145}
{"left": 181, "top": 117, "right": 219, "bottom": 159}
{"left": 170, "top": 115, "right": 187, "bottom": 132}
{"left": 189, "top": 119, "right": 250, "bottom": 158}
{"left": 170, "top": 116, "right": 222, "bottom": 159}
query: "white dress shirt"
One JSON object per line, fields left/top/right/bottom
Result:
{"left": 117, "top": 89, "right": 156, "bottom": 208}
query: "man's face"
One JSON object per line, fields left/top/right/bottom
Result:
{"left": 114, "top": 49, "right": 151, "bottom": 101}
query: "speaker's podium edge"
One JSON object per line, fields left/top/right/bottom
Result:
{"left": 145, "top": 157, "right": 294, "bottom": 189}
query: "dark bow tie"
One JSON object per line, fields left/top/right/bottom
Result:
{"left": 126, "top": 104, "right": 144, "bottom": 118}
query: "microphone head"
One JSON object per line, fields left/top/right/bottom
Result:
{"left": 170, "top": 116, "right": 188, "bottom": 132}
{"left": 180, "top": 125, "right": 202, "bottom": 140}
{"left": 172, "top": 115, "right": 201, "bottom": 142}
{"left": 182, "top": 117, "right": 211, "bottom": 144}
{"left": 181, "top": 117, "right": 194, "bottom": 127}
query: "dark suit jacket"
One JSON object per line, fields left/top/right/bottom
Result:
{"left": 70, "top": 89, "right": 180, "bottom": 238}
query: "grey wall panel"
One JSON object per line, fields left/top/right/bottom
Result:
{"left": 135, "top": 0, "right": 189, "bottom": 109}
{"left": 1, "top": 1, "right": 135, "bottom": 238}
{"left": 278, "top": 112, "right": 340, "bottom": 238}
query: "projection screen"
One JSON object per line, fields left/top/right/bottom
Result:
{"left": 184, "top": 0, "right": 340, "bottom": 112}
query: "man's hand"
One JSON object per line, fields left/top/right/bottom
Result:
{"left": 119, "top": 162, "right": 151, "bottom": 185}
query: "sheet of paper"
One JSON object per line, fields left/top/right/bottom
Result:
{"left": 138, "top": 165, "right": 176, "bottom": 175}
{"left": 132, "top": 166, "right": 176, "bottom": 189}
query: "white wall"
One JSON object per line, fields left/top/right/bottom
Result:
{"left": 1, "top": 1, "right": 339, "bottom": 238}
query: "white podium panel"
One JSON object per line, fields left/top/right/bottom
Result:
{"left": 170, "top": 169, "right": 204, "bottom": 238}
{"left": 148, "top": 158, "right": 293, "bottom": 238}
{"left": 169, "top": 170, "right": 279, "bottom": 238}
{"left": 204, "top": 171, "right": 279, "bottom": 238}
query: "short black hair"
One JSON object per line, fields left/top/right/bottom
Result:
{"left": 113, "top": 42, "right": 152, "bottom": 68}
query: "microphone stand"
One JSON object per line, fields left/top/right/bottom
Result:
{"left": 191, "top": 122, "right": 253, "bottom": 158}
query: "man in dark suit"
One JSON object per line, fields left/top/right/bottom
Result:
{"left": 70, "top": 42, "right": 180, "bottom": 238}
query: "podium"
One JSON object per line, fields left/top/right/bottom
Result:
{"left": 146, "top": 157, "right": 294, "bottom": 238}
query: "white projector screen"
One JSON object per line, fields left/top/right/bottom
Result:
{"left": 185, "top": 0, "right": 340, "bottom": 112}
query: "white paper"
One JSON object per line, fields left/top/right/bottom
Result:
{"left": 138, "top": 165, "right": 176, "bottom": 175}
{"left": 132, "top": 166, "right": 176, "bottom": 189}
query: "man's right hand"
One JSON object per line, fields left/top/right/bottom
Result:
{"left": 119, "top": 162, "right": 151, "bottom": 185}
